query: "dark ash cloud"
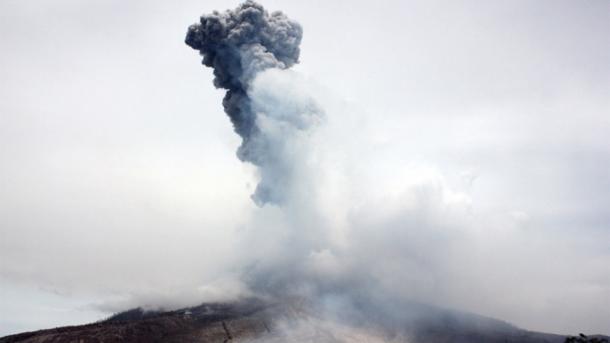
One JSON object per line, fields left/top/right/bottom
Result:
{"left": 185, "top": 1, "right": 303, "bottom": 205}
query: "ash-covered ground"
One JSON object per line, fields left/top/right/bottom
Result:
{"left": 3, "top": 297, "right": 597, "bottom": 343}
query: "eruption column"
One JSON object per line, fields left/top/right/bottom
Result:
{"left": 186, "top": 1, "right": 304, "bottom": 205}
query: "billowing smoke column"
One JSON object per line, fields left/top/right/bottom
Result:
{"left": 185, "top": 1, "right": 305, "bottom": 205}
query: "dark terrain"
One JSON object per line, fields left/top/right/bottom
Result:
{"left": 1, "top": 298, "right": 606, "bottom": 342}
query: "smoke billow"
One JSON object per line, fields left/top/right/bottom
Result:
{"left": 184, "top": 1, "right": 610, "bottom": 338}
{"left": 183, "top": 0, "right": 463, "bottom": 319}
{"left": 184, "top": 2, "right": 474, "bottom": 336}
{"left": 185, "top": 1, "right": 307, "bottom": 205}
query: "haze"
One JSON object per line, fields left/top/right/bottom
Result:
{"left": 1, "top": 0, "right": 609, "bottom": 337}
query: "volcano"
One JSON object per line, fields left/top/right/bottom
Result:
{"left": 2, "top": 298, "right": 604, "bottom": 343}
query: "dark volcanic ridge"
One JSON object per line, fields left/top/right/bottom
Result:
{"left": 2, "top": 298, "right": 605, "bottom": 343}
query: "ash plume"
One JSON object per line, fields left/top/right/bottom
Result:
{"left": 186, "top": 1, "right": 305, "bottom": 205}
{"left": 183, "top": 3, "right": 508, "bottom": 330}
{"left": 183, "top": 1, "right": 610, "bottom": 338}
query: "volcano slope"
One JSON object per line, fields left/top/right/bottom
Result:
{"left": 3, "top": 297, "right": 603, "bottom": 343}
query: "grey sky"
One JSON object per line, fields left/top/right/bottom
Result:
{"left": 1, "top": 0, "right": 609, "bottom": 337}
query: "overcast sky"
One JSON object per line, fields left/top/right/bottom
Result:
{"left": 1, "top": 0, "right": 609, "bottom": 337}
